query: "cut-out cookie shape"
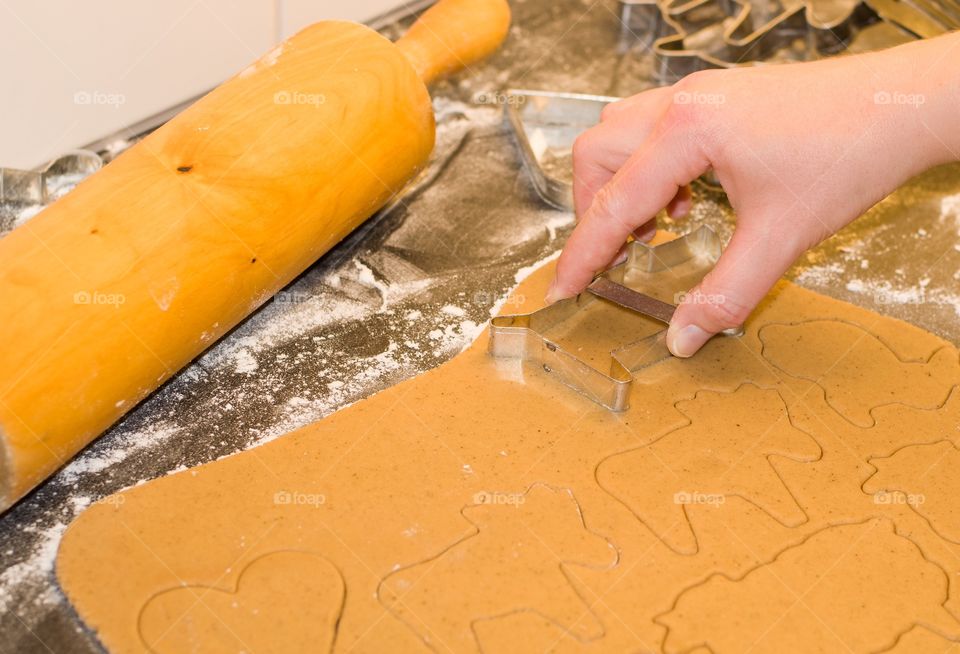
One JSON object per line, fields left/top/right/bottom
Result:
{"left": 597, "top": 384, "right": 821, "bottom": 554}
{"left": 139, "top": 551, "right": 345, "bottom": 653}
{"left": 882, "top": 625, "right": 960, "bottom": 652}
{"left": 658, "top": 519, "right": 959, "bottom": 653}
{"left": 760, "top": 320, "right": 957, "bottom": 427}
{"left": 865, "top": 441, "right": 960, "bottom": 544}
{"left": 378, "top": 483, "right": 617, "bottom": 652}
{"left": 845, "top": 386, "right": 960, "bottom": 460}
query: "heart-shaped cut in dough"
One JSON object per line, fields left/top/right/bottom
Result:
{"left": 139, "top": 550, "right": 344, "bottom": 653}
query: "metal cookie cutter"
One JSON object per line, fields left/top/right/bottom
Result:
{"left": 618, "top": 0, "right": 664, "bottom": 46}
{"left": 489, "top": 226, "right": 739, "bottom": 411}
{"left": 1, "top": 150, "right": 102, "bottom": 206}
{"left": 505, "top": 90, "right": 618, "bottom": 211}
{"left": 618, "top": 0, "right": 903, "bottom": 84}
{"left": 864, "top": 0, "right": 960, "bottom": 38}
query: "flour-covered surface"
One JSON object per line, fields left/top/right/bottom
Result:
{"left": 787, "top": 167, "right": 960, "bottom": 334}
{"left": 2, "top": 0, "right": 960, "bottom": 652}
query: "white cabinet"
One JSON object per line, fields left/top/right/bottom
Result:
{"left": 0, "top": 0, "right": 402, "bottom": 169}
{"left": 280, "top": 0, "right": 398, "bottom": 38}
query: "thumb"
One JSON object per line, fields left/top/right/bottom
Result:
{"left": 666, "top": 220, "right": 801, "bottom": 357}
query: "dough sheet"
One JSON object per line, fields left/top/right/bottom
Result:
{"left": 56, "top": 258, "right": 960, "bottom": 653}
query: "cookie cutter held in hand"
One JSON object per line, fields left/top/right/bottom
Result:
{"left": 488, "top": 226, "right": 738, "bottom": 411}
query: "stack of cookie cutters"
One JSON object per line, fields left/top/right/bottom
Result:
{"left": 489, "top": 225, "right": 740, "bottom": 411}
{"left": 620, "top": 0, "right": 871, "bottom": 81}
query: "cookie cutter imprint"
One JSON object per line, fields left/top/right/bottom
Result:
{"left": 489, "top": 226, "right": 732, "bottom": 411}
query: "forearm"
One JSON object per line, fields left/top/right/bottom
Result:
{"left": 872, "top": 32, "right": 960, "bottom": 174}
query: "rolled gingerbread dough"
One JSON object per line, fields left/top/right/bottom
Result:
{"left": 56, "top": 257, "right": 960, "bottom": 653}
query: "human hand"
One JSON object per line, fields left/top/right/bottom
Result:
{"left": 548, "top": 33, "right": 960, "bottom": 357}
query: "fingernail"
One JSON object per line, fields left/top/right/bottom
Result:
{"left": 667, "top": 324, "right": 711, "bottom": 358}
{"left": 669, "top": 200, "right": 691, "bottom": 219}
{"left": 545, "top": 279, "right": 562, "bottom": 305}
{"left": 635, "top": 224, "right": 657, "bottom": 243}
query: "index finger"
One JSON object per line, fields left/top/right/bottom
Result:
{"left": 549, "top": 122, "right": 710, "bottom": 302}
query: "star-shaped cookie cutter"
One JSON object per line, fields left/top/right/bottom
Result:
{"left": 489, "top": 226, "right": 738, "bottom": 411}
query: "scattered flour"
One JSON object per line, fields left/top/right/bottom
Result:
{"left": 244, "top": 341, "right": 410, "bottom": 449}
{"left": 198, "top": 293, "right": 369, "bottom": 372}
{"left": 149, "top": 276, "right": 180, "bottom": 312}
{"left": 13, "top": 204, "right": 43, "bottom": 230}
{"left": 261, "top": 43, "right": 284, "bottom": 67}
{"left": 60, "top": 422, "right": 182, "bottom": 483}
{"left": 354, "top": 260, "right": 391, "bottom": 307}
{"left": 0, "top": 522, "right": 66, "bottom": 615}
{"left": 69, "top": 496, "right": 91, "bottom": 514}
{"left": 238, "top": 42, "right": 285, "bottom": 78}
{"left": 794, "top": 261, "right": 848, "bottom": 287}
{"left": 354, "top": 260, "right": 434, "bottom": 309}
{"left": 844, "top": 277, "right": 960, "bottom": 317}
{"left": 940, "top": 193, "right": 960, "bottom": 236}
{"left": 240, "top": 251, "right": 563, "bottom": 449}
{"left": 544, "top": 211, "right": 574, "bottom": 241}
{"left": 488, "top": 250, "right": 562, "bottom": 318}
{"left": 233, "top": 349, "right": 259, "bottom": 374}
{"left": 441, "top": 305, "right": 466, "bottom": 317}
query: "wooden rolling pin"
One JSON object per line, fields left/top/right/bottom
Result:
{"left": 0, "top": 0, "right": 511, "bottom": 511}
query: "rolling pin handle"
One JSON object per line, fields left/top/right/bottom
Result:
{"left": 396, "top": 0, "right": 511, "bottom": 86}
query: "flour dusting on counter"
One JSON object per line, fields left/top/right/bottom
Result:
{"left": 60, "top": 423, "right": 183, "bottom": 483}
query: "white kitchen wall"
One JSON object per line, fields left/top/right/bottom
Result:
{"left": 0, "top": 0, "right": 401, "bottom": 169}
{"left": 280, "top": 0, "right": 401, "bottom": 37}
